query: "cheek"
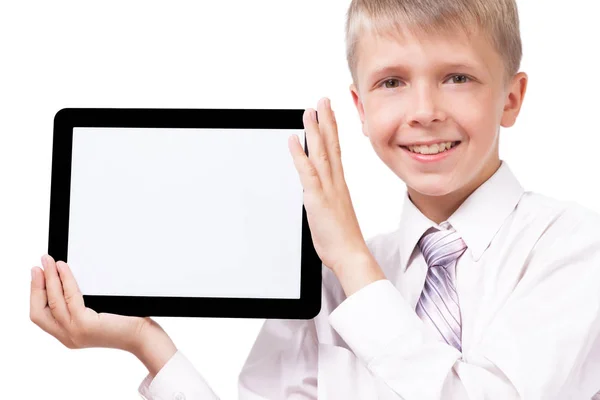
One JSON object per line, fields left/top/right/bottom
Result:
{"left": 452, "top": 92, "right": 499, "bottom": 143}
{"left": 364, "top": 98, "right": 402, "bottom": 144}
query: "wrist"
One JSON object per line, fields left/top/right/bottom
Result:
{"left": 131, "top": 319, "right": 178, "bottom": 377}
{"left": 333, "top": 251, "right": 386, "bottom": 297}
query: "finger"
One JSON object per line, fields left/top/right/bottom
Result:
{"left": 30, "top": 266, "right": 55, "bottom": 327}
{"left": 30, "top": 266, "right": 74, "bottom": 346}
{"left": 42, "top": 255, "right": 72, "bottom": 328}
{"left": 317, "top": 98, "right": 345, "bottom": 181}
{"left": 56, "top": 261, "right": 86, "bottom": 321}
{"left": 288, "top": 133, "right": 322, "bottom": 193}
{"left": 30, "top": 266, "right": 48, "bottom": 313}
{"left": 304, "top": 106, "right": 332, "bottom": 186}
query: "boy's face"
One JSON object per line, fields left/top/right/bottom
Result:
{"left": 350, "top": 26, "right": 527, "bottom": 203}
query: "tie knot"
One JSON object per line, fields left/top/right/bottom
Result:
{"left": 418, "top": 223, "right": 468, "bottom": 269}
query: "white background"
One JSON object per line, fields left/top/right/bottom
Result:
{"left": 1, "top": 0, "right": 599, "bottom": 399}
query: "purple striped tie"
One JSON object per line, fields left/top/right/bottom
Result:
{"left": 416, "top": 222, "right": 468, "bottom": 352}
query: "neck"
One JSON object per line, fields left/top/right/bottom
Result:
{"left": 407, "top": 159, "right": 502, "bottom": 225}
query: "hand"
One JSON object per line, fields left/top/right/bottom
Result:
{"left": 288, "top": 97, "right": 373, "bottom": 273}
{"left": 30, "top": 254, "right": 177, "bottom": 376}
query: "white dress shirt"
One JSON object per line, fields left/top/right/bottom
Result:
{"left": 138, "top": 161, "right": 600, "bottom": 399}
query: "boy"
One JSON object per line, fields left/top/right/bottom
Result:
{"left": 30, "top": 0, "right": 600, "bottom": 398}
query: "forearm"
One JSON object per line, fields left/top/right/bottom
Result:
{"left": 328, "top": 277, "right": 600, "bottom": 399}
{"left": 328, "top": 279, "right": 520, "bottom": 399}
{"left": 131, "top": 319, "right": 178, "bottom": 377}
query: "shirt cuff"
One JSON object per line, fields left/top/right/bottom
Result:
{"left": 328, "top": 279, "right": 429, "bottom": 365}
{"left": 138, "top": 350, "right": 219, "bottom": 400}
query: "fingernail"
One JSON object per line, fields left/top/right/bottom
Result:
{"left": 31, "top": 268, "right": 35, "bottom": 281}
{"left": 311, "top": 109, "right": 317, "bottom": 121}
{"left": 41, "top": 256, "right": 47, "bottom": 268}
{"left": 326, "top": 98, "right": 331, "bottom": 108}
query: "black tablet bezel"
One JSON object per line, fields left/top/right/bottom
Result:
{"left": 49, "top": 108, "right": 322, "bottom": 319}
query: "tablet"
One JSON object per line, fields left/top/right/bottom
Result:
{"left": 48, "top": 108, "right": 322, "bottom": 319}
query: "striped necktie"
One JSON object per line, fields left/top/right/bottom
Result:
{"left": 415, "top": 222, "right": 468, "bottom": 352}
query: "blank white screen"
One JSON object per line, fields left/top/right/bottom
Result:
{"left": 68, "top": 127, "right": 306, "bottom": 299}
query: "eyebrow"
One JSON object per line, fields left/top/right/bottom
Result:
{"left": 367, "top": 62, "right": 480, "bottom": 81}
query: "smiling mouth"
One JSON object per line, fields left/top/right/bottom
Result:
{"left": 400, "top": 141, "right": 461, "bottom": 155}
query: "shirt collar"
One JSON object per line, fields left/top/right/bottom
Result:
{"left": 396, "top": 160, "right": 524, "bottom": 271}
{"left": 396, "top": 191, "right": 436, "bottom": 273}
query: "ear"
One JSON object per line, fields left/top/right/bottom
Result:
{"left": 500, "top": 71, "right": 528, "bottom": 128}
{"left": 350, "top": 83, "right": 369, "bottom": 137}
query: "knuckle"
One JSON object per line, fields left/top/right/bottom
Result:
{"left": 63, "top": 291, "right": 78, "bottom": 306}
{"left": 330, "top": 141, "right": 342, "bottom": 156}
{"left": 307, "top": 164, "right": 319, "bottom": 178}
{"left": 47, "top": 298, "right": 59, "bottom": 312}
{"left": 317, "top": 151, "right": 329, "bottom": 163}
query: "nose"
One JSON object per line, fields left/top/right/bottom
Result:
{"left": 405, "top": 83, "right": 446, "bottom": 128}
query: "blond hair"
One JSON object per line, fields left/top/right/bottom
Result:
{"left": 345, "top": 0, "right": 522, "bottom": 87}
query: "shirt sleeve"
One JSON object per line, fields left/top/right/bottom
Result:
{"left": 237, "top": 318, "right": 318, "bottom": 399}
{"left": 138, "top": 318, "right": 318, "bottom": 400}
{"left": 138, "top": 350, "right": 220, "bottom": 399}
{"left": 328, "top": 209, "right": 600, "bottom": 400}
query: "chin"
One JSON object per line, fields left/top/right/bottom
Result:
{"left": 403, "top": 176, "right": 458, "bottom": 198}
{"left": 409, "top": 185, "right": 454, "bottom": 197}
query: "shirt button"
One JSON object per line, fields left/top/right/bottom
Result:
{"left": 173, "top": 393, "right": 186, "bottom": 400}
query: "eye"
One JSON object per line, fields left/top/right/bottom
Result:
{"left": 445, "top": 74, "right": 471, "bottom": 84}
{"left": 380, "top": 78, "right": 402, "bottom": 89}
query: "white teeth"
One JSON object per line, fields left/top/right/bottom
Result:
{"left": 407, "top": 141, "right": 456, "bottom": 155}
